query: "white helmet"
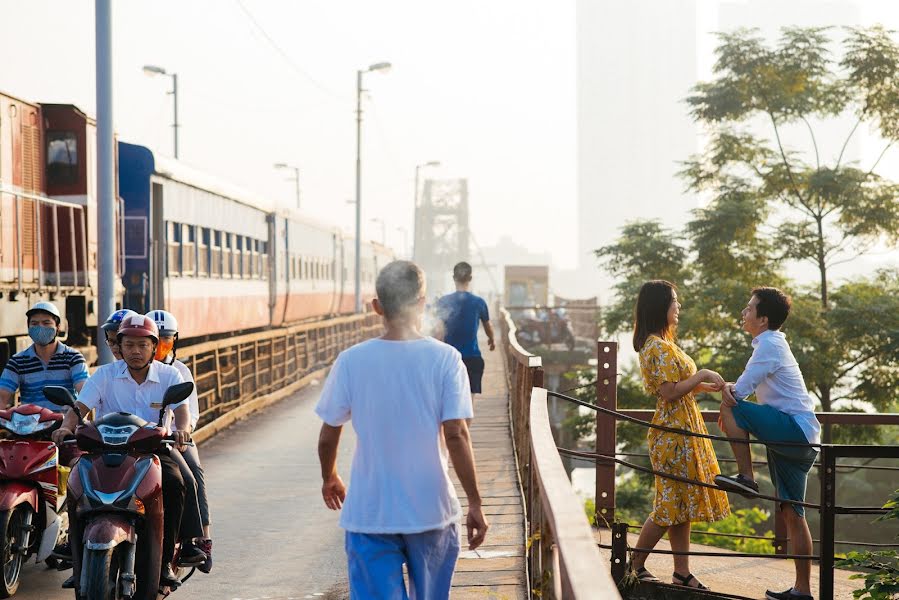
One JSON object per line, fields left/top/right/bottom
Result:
{"left": 26, "top": 301, "right": 62, "bottom": 324}
{"left": 145, "top": 310, "right": 178, "bottom": 337}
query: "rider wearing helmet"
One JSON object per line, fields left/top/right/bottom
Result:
{"left": 0, "top": 302, "right": 89, "bottom": 410}
{"left": 100, "top": 308, "right": 138, "bottom": 360}
{"left": 52, "top": 314, "right": 206, "bottom": 588}
{"left": 146, "top": 309, "right": 213, "bottom": 573}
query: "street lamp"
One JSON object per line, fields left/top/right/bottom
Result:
{"left": 412, "top": 160, "right": 440, "bottom": 260}
{"left": 354, "top": 61, "right": 391, "bottom": 313}
{"left": 370, "top": 218, "right": 386, "bottom": 245}
{"left": 142, "top": 64, "right": 179, "bottom": 158}
{"left": 274, "top": 163, "right": 301, "bottom": 209}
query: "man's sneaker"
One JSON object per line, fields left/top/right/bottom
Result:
{"left": 714, "top": 473, "right": 759, "bottom": 498}
{"left": 766, "top": 587, "right": 813, "bottom": 600}
{"left": 177, "top": 541, "right": 207, "bottom": 567}
{"left": 61, "top": 574, "right": 75, "bottom": 589}
{"left": 197, "top": 538, "right": 213, "bottom": 573}
{"left": 160, "top": 563, "right": 180, "bottom": 587}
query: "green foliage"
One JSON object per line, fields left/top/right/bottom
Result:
{"left": 596, "top": 27, "right": 899, "bottom": 442}
{"left": 692, "top": 508, "right": 775, "bottom": 554}
{"left": 835, "top": 489, "right": 899, "bottom": 600}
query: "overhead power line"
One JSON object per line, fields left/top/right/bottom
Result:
{"left": 234, "top": 0, "right": 346, "bottom": 101}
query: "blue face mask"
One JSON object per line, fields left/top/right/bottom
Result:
{"left": 28, "top": 326, "right": 57, "bottom": 346}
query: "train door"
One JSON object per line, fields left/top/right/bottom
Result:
{"left": 267, "top": 214, "right": 276, "bottom": 326}
{"left": 149, "top": 181, "right": 165, "bottom": 308}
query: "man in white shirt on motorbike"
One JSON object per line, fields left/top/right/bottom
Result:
{"left": 52, "top": 314, "right": 206, "bottom": 587}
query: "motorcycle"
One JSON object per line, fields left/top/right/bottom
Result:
{"left": 43, "top": 382, "right": 196, "bottom": 600}
{"left": 515, "top": 308, "right": 576, "bottom": 351}
{"left": 0, "top": 403, "right": 69, "bottom": 597}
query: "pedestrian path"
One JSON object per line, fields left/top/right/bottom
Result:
{"left": 450, "top": 334, "right": 528, "bottom": 599}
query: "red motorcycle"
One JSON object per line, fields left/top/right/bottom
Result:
{"left": 43, "top": 382, "right": 195, "bottom": 600}
{"left": 0, "top": 403, "right": 69, "bottom": 597}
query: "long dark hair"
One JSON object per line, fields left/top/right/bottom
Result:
{"left": 632, "top": 280, "right": 677, "bottom": 352}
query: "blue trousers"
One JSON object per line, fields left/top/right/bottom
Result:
{"left": 345, "top": 524, "right": 460, "bottom": 600}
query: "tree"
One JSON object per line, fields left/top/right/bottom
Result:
{"left": 597, "top": 27, "right": 899, "bottom": 443}
{"left": 681, "top": 27, "right": 899, "bottom": 436}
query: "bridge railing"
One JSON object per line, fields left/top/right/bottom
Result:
{"left": 499, "top": 308, "right": 620, "bottom": 599}
{"left": 180, "top": 313, "right": 382, "bottom": 429}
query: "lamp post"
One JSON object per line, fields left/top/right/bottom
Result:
{"left": 412, "top": 160, "right": 440, "bottom": 261}
{"left": 142, "top": 64, "right": 179, "bottom": 158}
{"left": 354, "top": 61, "right": 391, "bottom": 313}
{"left": 274, "top": 163, "right": 301, "bottom": 209}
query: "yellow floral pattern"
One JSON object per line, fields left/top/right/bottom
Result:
{"left": 638, "top": 335, "right": 730, "bottom": 526}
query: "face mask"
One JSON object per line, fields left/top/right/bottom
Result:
{"left": 155, "top": 338, "right": 175, "bottom": 362}
{"left": 29, "top": 326, "right": 57, "bottom": 346}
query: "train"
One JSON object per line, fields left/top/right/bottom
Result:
{"left": 0, "top": 90, "right": 393, "bottom": 367}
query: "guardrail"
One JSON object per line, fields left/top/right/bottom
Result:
{"left": 556, "top": 340, "right": 899, "bottom": 600}
{"left": 499, "top": 308, "right": 620, "bottom": 599}
{"left": 180, "top": 313, "right": 382, "bottom": 430}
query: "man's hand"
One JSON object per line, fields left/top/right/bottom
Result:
{"left": 172, "top": 429, "right": 191, "bottom": 452}
{"left": 488, "top": 338, "right": 496, "bottom": 352}
{"left": 721, "top": 383, "right": 737, "bottom": 407}
{"left": 52, "top": 427, "right": 73, "bottom": 445}
{"left": 322, "top": 473, "right": 347, "bottom": 510}
{"left": 466, "top": 503, "right": 489, "bottom": 550}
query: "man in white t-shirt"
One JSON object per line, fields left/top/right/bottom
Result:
{"left": 715, "top": 288, "right": 821, "bottom": 600}
{"left": 316, "top": 260, "right": 488, "bottom": 599}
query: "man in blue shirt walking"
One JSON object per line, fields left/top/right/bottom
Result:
{"left": 435, "top": 262, "right": 495, "bottom": 394}
{"left": 0, "top": 302, "right": 89, "bottom": 410}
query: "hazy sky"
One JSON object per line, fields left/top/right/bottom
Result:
{"left": 1, "top": 0, "right": 577, "bottom": 263}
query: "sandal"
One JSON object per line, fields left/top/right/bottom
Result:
{"left": 672, "top": 572, "right": 709, "bottom": 590}
{"left": 634, "top": 567, "right": 660, "bottom": 582}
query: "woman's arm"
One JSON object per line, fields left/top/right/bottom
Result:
{"left": 658, "top": 369, "right": 724, "bottom": 402}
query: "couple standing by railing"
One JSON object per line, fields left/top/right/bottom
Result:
{"left": 629, "top": 281, "right": 821, "bottom": 600}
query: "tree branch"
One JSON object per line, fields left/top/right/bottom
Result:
{"left": 801, "top": 115, "right": 820, "bottom": 170}
{"left": 836, "top": 116, "right": 863, "bottom": 169}
{"left": 767, "top": 110, "right": 814, "bottom": 214}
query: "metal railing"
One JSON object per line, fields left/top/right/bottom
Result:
{"left": 179, "top": 313, "right": 382, "bottom": 428}
{"left": 554, "top": 340, "right": 899, "bottom": 600}
{"left": 499, "top": 308, "right": 620, "bottom": 599}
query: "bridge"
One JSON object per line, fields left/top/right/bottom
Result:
{"left": 5, "top": 309, "right": 898, "bottom": 600}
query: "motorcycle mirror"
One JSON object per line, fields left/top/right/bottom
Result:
{"left": 161, "top": 382, "right": 194, "bottom": 409}
{"left": 43, "top": 386, "right": 76, "bottom": 408}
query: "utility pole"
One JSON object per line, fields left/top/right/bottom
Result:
{"left": 95, "top": 0, "right": 116, "bottom": 364}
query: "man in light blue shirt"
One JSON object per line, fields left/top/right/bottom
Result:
{"left": 716, "top": 287, "right": 820, "bottom": 600}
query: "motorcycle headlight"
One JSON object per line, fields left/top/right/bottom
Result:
{"left": 4, "top": 412, "right": 54, "bottom": 435}
{"left": 97, "top": 424, "right": 139, "bottom": 446}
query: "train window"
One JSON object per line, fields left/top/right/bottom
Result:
{"left": 182, "top": 225, "right": 195, "bottom": 276}
{"left": 167, "top": 221, "right": 181, "bottom": 277}
{"left": 197, "top": 228, "right": 210, "bottom": 277}
{"left": 211, "top": 230, "right": 222, "bottom": 278}
{"left": 259, "top": 240, "right": 268, "bottom": 279}
{"left": 243, "top": 236, "right": 253, "bottom": 278}
{"left": 123, "top": 216, "right": 148, "bottom": 259}
{"left": 223, "top": 233, "right": 232, "bottom": 278}
{"left": 46, "top": 131, "right": 78, "bottom": 185}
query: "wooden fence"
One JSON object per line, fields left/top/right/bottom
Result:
{"left": 499, "top": 308, "right": 620, "bottom": 599}
{"left": 179, "top": 313, "right": 382, "bottom": 429}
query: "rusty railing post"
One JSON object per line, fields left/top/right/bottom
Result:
{"left": 595, "top": 341, "right": 618, "bottom": 526}
{"left": 819, "top": 445, "right": 836, "bottom": 600}
{"left": 610, "top": 522, "right": 628, "bottom": 583}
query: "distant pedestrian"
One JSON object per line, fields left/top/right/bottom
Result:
{"left": 316, "top": 260, "right": 488, "bottom": 600}
{"left": 0, "top": 302, "right": 88, "bottom": 410}
{"left": 435, "top": 262, "right": 495, "bottom": 395}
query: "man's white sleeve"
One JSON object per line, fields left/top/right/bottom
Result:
{"left": 733, "top": 340, "right": 778, "bottom": 400}
{"left": 76, "top": 370, "right": 103, "bottom": 412}
{"left": 441, "top": 351, "right": 473, "bottom": 422}
{"left": 315, "top": 354, "right": 351, "bottom": 426}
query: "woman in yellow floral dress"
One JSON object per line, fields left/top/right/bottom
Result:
{"left": 629, "top": 280, "right": 730, "bottom": 590}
